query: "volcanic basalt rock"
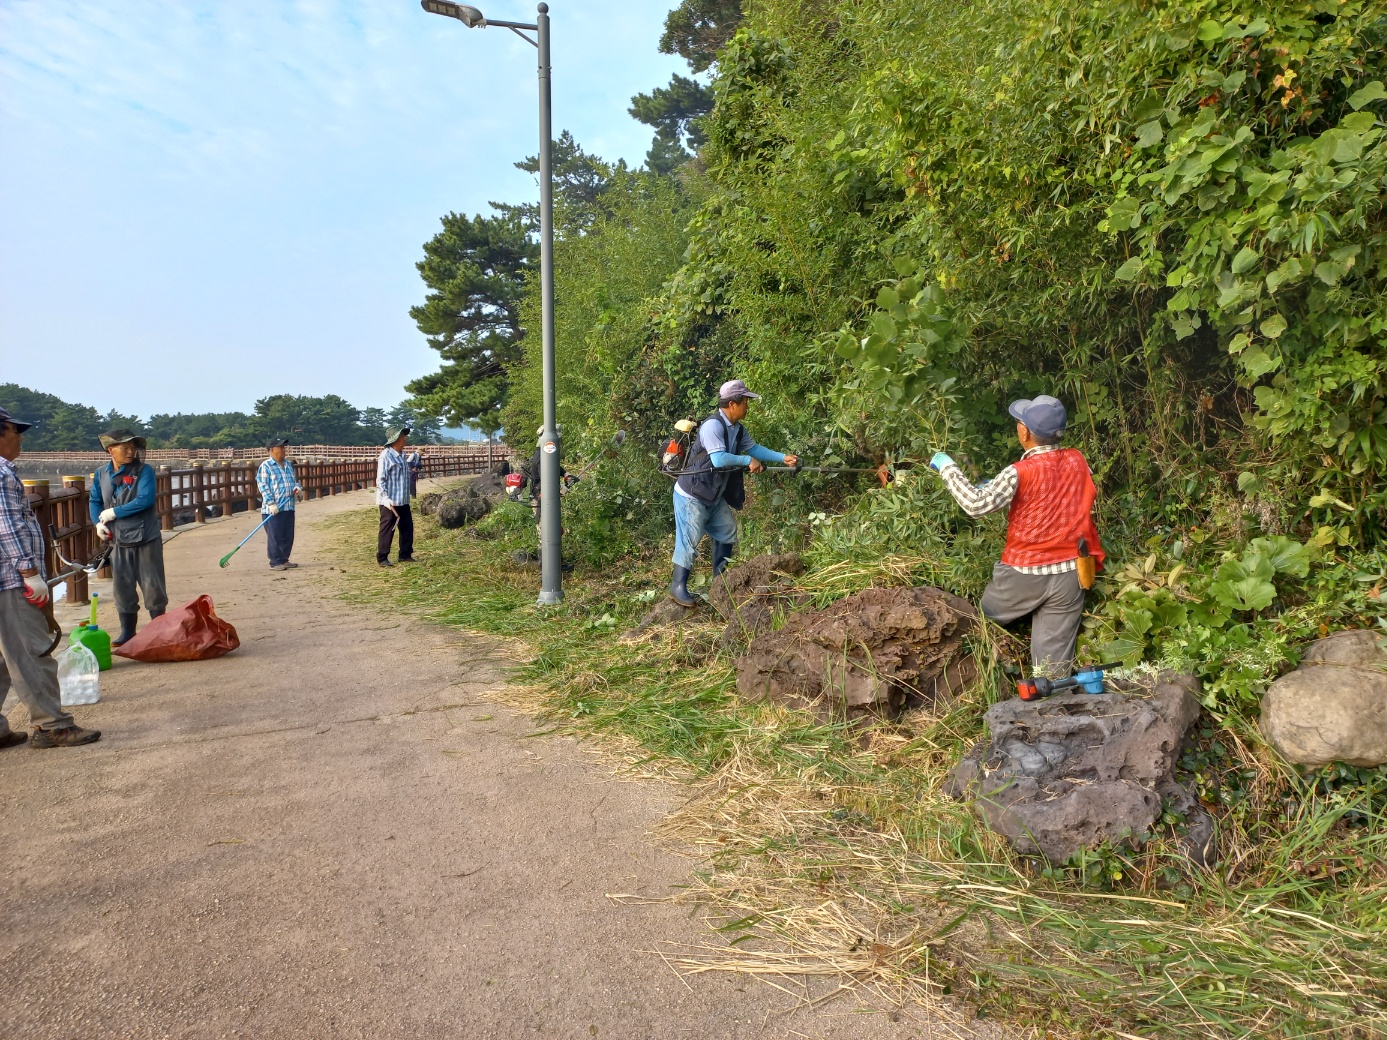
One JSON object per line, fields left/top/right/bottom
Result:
{"left": 709, "top": 553, "right": 809, "bottom": 648}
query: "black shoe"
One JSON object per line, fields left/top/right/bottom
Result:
{"left": 397, "top": 556, "right": 416, "bottom": 563}
{"left": 30, "top": 726, "right": 101, "bottom": 749}
{"left": 378, "top": 559, "right": 393, "bottom": 568}
{"left": 113, "top": 612, "right": 138, "bottom": 647}
{"left": 669, "top": 565, "right": 697, "bottom": 608}
{"left": 0, "top": 732, "right": 27, "bottom": 750}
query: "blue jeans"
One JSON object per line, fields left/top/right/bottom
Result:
{"left": 672, "top": 490, "right": 738, "bottom": 569}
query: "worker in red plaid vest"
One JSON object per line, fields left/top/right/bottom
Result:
{"left": 929, "top": 396, "right": 1103, "bottom": 676}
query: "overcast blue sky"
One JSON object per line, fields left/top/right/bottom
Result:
{"left": 0, "top": 0, "right": 684, "bottom": 418}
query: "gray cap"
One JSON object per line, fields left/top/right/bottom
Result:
{"left": 0, "top": 407, "right": 33, "bottom": 433}
{"left": 1008, "top": 395, "right": 1067, "bottom": 439}
{"left": 719, "top": 379, "right": 760, "bottom": 401}
{"left": 385, "top": 425, "right": 410, "bottom": 445}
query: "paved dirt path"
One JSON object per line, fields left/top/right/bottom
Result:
{"left": 0, "top": 487, "right": 1004, "bottom": 1040}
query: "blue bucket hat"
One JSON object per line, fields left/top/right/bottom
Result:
{"left": 1008, "top": 395, "right": 1067, "bottom": 439}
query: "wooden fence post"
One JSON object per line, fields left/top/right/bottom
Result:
{"left": 192, "top": 463, "right": 206, "bottom": 524}
{"left": 61, "top": 475, "right": 90, "bottom": 604}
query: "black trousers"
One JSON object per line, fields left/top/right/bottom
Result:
{"left": 377, "top": 505, "right": 414, "bottom": 562}
{"left": 265, "top": 510, "right": 296, "bottom": 566}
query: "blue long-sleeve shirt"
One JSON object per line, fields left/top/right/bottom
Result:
{"left": 90, "top": 463, "right": 156, "bottom": 523}
{"left": 709, "top": 444, "right": 785, "bottom": 469}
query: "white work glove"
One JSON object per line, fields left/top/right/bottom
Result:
{"left": 96, "top": 521, "right": 112, "bottom": 541}
{"left": 98, "top": 507, "right": 117, "bottom": 524}
{"left": 266, "top": 502, "right": 280, "bottom": 515}
{"left": 22, "top": 573, "right": 49, "bottom": 608}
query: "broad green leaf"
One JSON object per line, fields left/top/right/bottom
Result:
{"left": 1348, "top": 81, "right": 1387, "bottom": 110}
{"left": 1315, "top": 260, "right": 1345, "bottom": 286}
{"left": 1106, "top": 197, "right": 1141, "bottom": 230}
{"left": 1260, "top": 313, "right": 1287, "bottom": 339}
{"left": 1342, "top": 112, "right": 1377, "bottom": 135}
{"left": 1197, "top": 19, "right": 1223, "bottom": 43}
{"left": 1209, "top": 576, "right": 1276, "bottom": 612}
{"left": 1231, "top": 246, "right": 1259, "bottom": 274}
{"left": 1134, "top": 121, "right": 1163, "bottom": 149}
{"left": 1101, "top": 635, "right": 1147, "bottom": 663}
{"left": 1115, "top": 256, "right": 1143, "bottom": 281}
{"left": 1248, "top": 536, "right": 1311, "bottom": 578}
{"left": 1240, "top": 347, "right": 1280, "bottom": 379}
{"left": 876, "top": 287, "right": 900, "bottom": 310}
{"left": 1222, "top": 70, "right": 1246, "bottom": 91}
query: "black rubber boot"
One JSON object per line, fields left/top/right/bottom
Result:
{"left": 669, "top": 565, "right": 696, "bottom": 608}
{"left": 113, "top": 612, "right": 138, "bottom": 647}
{"left": 149, "top": 607, "right": 164, "bottom": 620}
{"left": 712, "top": 541, "right": 735, "bottom": 578}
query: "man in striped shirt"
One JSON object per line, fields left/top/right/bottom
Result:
{"left": 257, "top": 438, "right": 304, "bottom": 571}
{"left": 0, "top": 407, "right": 101, "bottom": 748}
{"left": 376, "top": 426, "right": 414, "bottom": 568}
{"left": 930, "top": 395, "right": 1104, "bottom": 676}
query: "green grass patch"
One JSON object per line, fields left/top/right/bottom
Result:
{"left": 320, "top": 499, "right": 1387, "bottom": 1040}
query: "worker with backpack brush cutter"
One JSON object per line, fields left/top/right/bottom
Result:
{"left": 0, "top": 407, "right": 101, "bottom": 748}
{"left": 928, "top": 395, "right": 1104, "bottom": 677}
{"left": 669, "top": 380, "right": 799, "bottom": 608}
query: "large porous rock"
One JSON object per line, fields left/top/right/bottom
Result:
{"left": 948, "top": 677, "right": 1207, "bottom": 864}
{"left": 437, "top": 473, "right": 505, "bottom": 530}
{"left": 734, "top": 586, "right": 978, "bottom": 720}
{"left": 709, "top": 553, "right": 809, "bottom": 648}
{"left": 1261, "top": 629, "right": 1387, "bottom": 768}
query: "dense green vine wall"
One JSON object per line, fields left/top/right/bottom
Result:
{"left": 509, "top": 0, "right": 1387, "bottom": 707}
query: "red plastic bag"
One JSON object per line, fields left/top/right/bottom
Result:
{"left": 114, "top": 595, "right": 240, "bottom": 662}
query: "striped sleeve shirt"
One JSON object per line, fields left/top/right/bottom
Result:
{"left": 256, "top": 459, "right": 301, "bottom": 514}
{"left": 376, "top": 448, "right": 411, "bottom": 507}
{"left": 938, "top": 444, "right": 1076, "bottom": 575}
{"left": 0, "top": 457, "right": 46, "bottom": 590}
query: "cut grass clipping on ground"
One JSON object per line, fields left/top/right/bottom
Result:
{"left": 322, "top": 494, "right": 1387, "bottom": 1040}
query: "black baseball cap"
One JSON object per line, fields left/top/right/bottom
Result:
{"left": 266, "top": 437, "right": 290, "bottom": 449}
{"left": 0, "top": 407, "right": 34, "bottom": 433}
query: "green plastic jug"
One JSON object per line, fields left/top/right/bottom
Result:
{"left": 70, "top": 594, "right": 112, "bottom": 671}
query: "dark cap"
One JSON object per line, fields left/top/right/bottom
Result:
{"left": 1007, "top": 396, "right": 1067, "bottom": 439}
{"left": 0, "top": 407, "right": 34, "bottom": 433}
{"left": 266, "top": 437, "right": 290, "bottom": 450}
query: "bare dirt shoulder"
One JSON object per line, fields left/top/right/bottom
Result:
{"left": 0, "top": 487, "right": 1006, "bottom": 1040}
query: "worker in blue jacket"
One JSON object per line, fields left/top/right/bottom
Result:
{"left": 90, "top": 430, "right": 167, "bottom": 646}
{"left": 670, "top": 379, "right": 798, "bottom": 606}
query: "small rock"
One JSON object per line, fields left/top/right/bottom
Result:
{"left": 1261, "top": 629, "right": 1387, "bottom": 767}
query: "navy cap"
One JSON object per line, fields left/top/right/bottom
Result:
{"left": 266, "top": 437, "right": 290, "bottom": 450}
{"left": 0, "top": 407, "right": 33, "bottom": 433}
{"left": 1008, "top": 395, "right": 1067, "bottom": 439}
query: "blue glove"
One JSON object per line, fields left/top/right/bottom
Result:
{"left": 929, "top": 451, "right": 955, "bottom": 472}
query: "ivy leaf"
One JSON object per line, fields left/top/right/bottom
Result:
{"left": 1348, "top": 81, "right": 1387, "bottom": 110}
{"left": 1115, "top": 256, "right": 1143, "bottom": 281}
{"left": 1260, "top": 313, "right": 1287, "bottom": 339}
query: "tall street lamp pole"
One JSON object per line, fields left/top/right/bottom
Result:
{"left": 421, "top": 1, "right": 563, "bottom": 605}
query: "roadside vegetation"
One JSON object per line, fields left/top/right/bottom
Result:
{"left": 325, "top": 498, "right": 1386, "bottom": 1039}
{"left": 389, "top": 0, "right": 1387, "bottom": 1035}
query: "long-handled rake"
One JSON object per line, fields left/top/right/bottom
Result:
{"left": 219, "top": 500, "right": 289, "bottom": 568}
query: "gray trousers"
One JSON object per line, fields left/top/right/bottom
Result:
{"left": 0, "top": 588, "right": 74, "bottom": 734}
{"left": 113, "top": 538, "right": 168, "bottom": 617}
{"left": 980, "top": 562, "right": 1085, "bottom": 676}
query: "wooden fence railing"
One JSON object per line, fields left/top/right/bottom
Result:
{"left": 20, "top": 444, "right": 503, "bottom": 466}
{"left": 22, "top": 452, "right": 488, "bottom": 599}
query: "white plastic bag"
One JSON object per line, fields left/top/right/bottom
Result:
{"left": 57, "top": 643, "right": 100, "bottom": 707}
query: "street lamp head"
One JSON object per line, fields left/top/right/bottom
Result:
{"left": 420, "top": 1, "right": 486, "bottom": 27}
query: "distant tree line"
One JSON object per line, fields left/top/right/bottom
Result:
{"left": 0, "top": 384, "right": 447, "bottom": 452}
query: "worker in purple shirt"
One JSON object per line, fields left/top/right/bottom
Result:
{"left": 90, "top": 429, "right": 167, "bottom": 647}
{"left": 0, "top": 407, "right": 101, "bottom": 747}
